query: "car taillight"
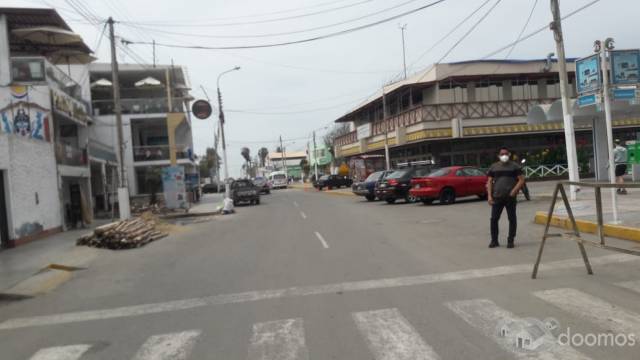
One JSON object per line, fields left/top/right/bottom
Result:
{"left": 388, "top": 179, "right": 398, "bottom": 186}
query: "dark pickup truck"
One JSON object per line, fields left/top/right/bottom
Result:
{"left": 314, "top": 175, "right": 353, "bottom": 190}
{"left": 230, "top": 179, "right": 260, "bottom": 205}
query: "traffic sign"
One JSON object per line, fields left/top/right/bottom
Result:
{"left": 192, "top": 99, "right": 213, "bottom": 119}
{"left": 610, "top": 50, "right": 640, "bottom": 85}
{"left": 577, "top": 94, "right": 597, "bottom": 107}
{"left": 612, "top": 88, "right": 636, "bottom": 101}
{"left": 576, "top": 55, "right": 601, "bottom": 94}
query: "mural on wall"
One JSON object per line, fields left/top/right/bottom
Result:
{"left": 0, "top": 85, "right": 51, "bottom": 142}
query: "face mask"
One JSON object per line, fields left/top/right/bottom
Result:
{"left": 499, "top": 155, "right": 509, "bottom": 163}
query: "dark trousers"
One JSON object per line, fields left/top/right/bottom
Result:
{"left": 490, "top": 197, "right": 517, "bottom": 244}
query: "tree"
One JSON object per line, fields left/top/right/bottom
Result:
{"left": 199, "top": 147, "right": 219, "bottom": 179}
{"left": 258, "top": 147, "right": 268, "bottom": 167}
{"left": 323, "top": 123, "right": 350, "bottom": 167}
{"left": 300, "top": 158, "right": 310, "bottom": 179}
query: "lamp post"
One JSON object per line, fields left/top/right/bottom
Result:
{"left": 217, "top": 66, "right": 241, "bottom": 200}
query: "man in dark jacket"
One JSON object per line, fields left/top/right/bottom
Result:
{"left": 487, "top": 147, "right": 525, "bottom": 248}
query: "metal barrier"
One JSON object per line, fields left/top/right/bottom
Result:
{"left": 532, "top": 180, "right": 640, "bottom": 279}
{"left": 523, "top": 164, "right": 568, "bottom": 178}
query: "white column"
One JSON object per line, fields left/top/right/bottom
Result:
{"left": 0, "top": 15, "right": 11, "bottom": 86}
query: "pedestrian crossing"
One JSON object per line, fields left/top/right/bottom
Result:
{"left": 23, "top": 282, "right": 640, "bottom": 359}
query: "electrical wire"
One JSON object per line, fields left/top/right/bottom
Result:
{"left": 492, "top": 0, "right": 538, "bottom": 74}
{"left": 125, "top": 0, "right": 447, "bottom": 50}
{"left": 119, "top": 0, "right": 375, "bottom": 28}
{"left": 120, "top": 0, "right": 433, "bottom": 39}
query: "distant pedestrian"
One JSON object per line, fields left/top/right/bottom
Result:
{"left": 614, "top": 139, "right": 628, "bottom": 194}
{"left": 487, "top": 147, "right": 525, "bottom": 249}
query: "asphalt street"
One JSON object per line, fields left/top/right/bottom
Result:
{"left": 0, "top": 188, "right": 639, "bottom": 359}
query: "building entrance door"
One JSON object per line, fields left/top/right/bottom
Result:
{"left": 0, "top": 171, "right": 10, "bottom": 249}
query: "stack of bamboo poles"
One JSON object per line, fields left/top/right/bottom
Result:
{"left": 76, "top": 217, "right": 167, "bottom": 250}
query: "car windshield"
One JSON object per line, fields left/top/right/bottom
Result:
{"left": 320, "top": 175, "right": 330, "bottom": 180}
{"left": 273, "top": 174, "right": 286, "bottom": 180}
{"left": 233, "top": 180, "right": 252, "bottom": 188}
{"left": 365, "top": 171, "right": 383, "bottom": 181}
{"left": 427, "top": 168, "right": 451, "bottom": 177}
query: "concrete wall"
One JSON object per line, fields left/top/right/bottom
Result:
{"left": 0, "top": 134, "right": 61, "bottom": 241}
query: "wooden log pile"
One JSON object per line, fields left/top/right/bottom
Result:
{"left": 76, "top": 217, "right": 168, "bottom": 250}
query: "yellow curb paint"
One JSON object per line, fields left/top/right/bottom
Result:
{"left": 4, "top": 269, "right": 72, "bottom": 296}
{"left": 534, "top": 211, "right": 640, "bottom": 243}
{"left": 324, "top": 191, "right": 356, "bottom": 197}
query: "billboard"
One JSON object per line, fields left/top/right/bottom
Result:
{"left": 162, "top": 166, "right": 187, "bottom": 209}
{"left": 575, "top": 55, "right": 601, "bottom": 94}
{"left": 356, "top": 123, "right": 371, "bottom": 140}
{"left": 611, "top": 50, "right": 640, "bottom": 85}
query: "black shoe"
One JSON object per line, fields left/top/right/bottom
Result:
{"left": 489, "top": 242, "right": 499, "bottom": 248}
{"left": 507, "top": 242, "right": 515, "bottom": 249}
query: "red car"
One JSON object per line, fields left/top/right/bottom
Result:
{"left": 409, "top": 166, "right": 488, "bottom": 205}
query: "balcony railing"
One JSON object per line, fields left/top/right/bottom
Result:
{"left": 92, "top": 98, "right": 187, "bottom": 116}
{"left": 133, "top": 145, "right": 190, "bottom": 162}
{"left": 55, "top": 143, "right": 88, "bottom": 166}
{"left": 335, "top": 98, "right": 557, "bottom": 146}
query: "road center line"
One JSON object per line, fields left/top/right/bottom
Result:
{"left": 314, "top": 231, "right": 329, "bottom": 249}
{"left": 0, "top": 254, "right": 635, "bottom": 331}
{"left": 300, "top": 211, "right": 307, "bottom": 219}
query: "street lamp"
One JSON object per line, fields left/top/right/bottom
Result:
{"left": 217, "top": 66, "right": 241, "bottom": 200}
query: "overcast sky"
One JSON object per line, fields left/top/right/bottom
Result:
{"left": 8, "top": 0, "right": 637, "bottom": 176}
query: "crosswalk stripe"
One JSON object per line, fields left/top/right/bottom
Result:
{"left": 132, "top": 330, "right": 201, "bottom": 360}
{"left": 615, "top": 280, "right": 640, "bottom": 294}
{"left": 28, "top": 344, "right": 91, "bottom": 360}
{"left": 534, "top": 288, "right": 640, "bottom": 337}
{"left": 352, "top": 308, "right": 441, "bottom": 360}
{"left": 445, "top": 299, "right": 589, "bottom": 359}
{"left": 248, "top": 318, "right": 309, "bottom": 360}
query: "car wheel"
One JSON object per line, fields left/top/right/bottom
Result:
{"left": 405, "top": 194, "right": 417, "bottom": 203}
{"left": 422, "top": 199, "right": 434, "bottom": 205}
{"left": 439, "top": 188, "right": 456, "bottom": 205}
{"left": 385, "top": 198, "right": 396, "bottom": 204}
{"left": 256, "top": 198, "right": 260, "bottom": 205}
{"left": 365, "top": 194, "right": 375, "bottom": 201}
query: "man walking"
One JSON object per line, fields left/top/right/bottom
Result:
{"left": 487, "top": 147, "right": 525, "bottom": 248}
{"left": 614, "top": 139, "right": 628, "bottom": 194}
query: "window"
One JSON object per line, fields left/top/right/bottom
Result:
{"left": 463, "top": 168, "right": 486, "bottom": 176}
{"left": 455, "top": 169, "right": 465, "bottom": 176}
{"left": 11, "top": 58, "right": 45, "bottom": 82}
{"left": 428, "top": 168, "right": 451, "bottom": 177}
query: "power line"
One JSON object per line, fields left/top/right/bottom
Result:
{"left": 491, "top": 0, "right": 538, "bottom": 74}
{"left": 119, "top": 0, "right": 375, "bottom": 28}
{"left": 125, "top": 0, "right": 447, "bottom": 50}
{"left": 120, "top": 0, "right": 433, "bottom": 39}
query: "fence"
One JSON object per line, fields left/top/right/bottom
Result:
{"left": 523, "top": 164, "right": 569, "bottom": 178}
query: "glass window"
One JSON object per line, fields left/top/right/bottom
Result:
{"left": 387, "top": 170, "right": 409, "bottom": 179}
{"left": 365, "top": 171, "right": 383, "bottom": 181}
{"left": 428, "top": 168, "right": 450, "bottom": 177}
{"left": 11, "top": 58, "right": 45, "bottom": 82}
{"left": 455, "top": 169, "right": 465, "bottom": 176}
{"left": 464, "top": 168, "right": 486, "bottom": 176}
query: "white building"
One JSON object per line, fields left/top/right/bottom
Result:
{"left": 0, "top": 7, "right": 114, "bottom": 247}
{"left": 89, "top": 63, "right": 197, "bottom": 198}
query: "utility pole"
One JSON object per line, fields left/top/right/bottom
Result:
{"left": 279, "top": 135, "right": 288, "bottom": 178}
{"left": 382, "top": 87, "right": 391, "bottom": 170}
{"left": 108, "top": 17, "right": 131, "bottom": 219}
{"left": 399, "top": 24, "right": 408, "bottom": 79}
{"left": 217, "top": 67, "right": 240, "bottom": 199}
{"left": 550, "top": 0, "right": 580, "bottom": 200}
{"left": 313, "top": 130, "right": 319, "bottom": 181}
{"left": 152, "top": 39, "right": 156, "bottom": 68}
{"left": 599, "top": 38, "right": 619, "bottom": 223}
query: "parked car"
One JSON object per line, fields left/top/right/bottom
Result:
{"left": 202, "top": 180, "right": 224, "bottom": 194}
{"left": 230, "top": 179, "right": 260, "bottom": 205}
{"left": 314, "top": 174, "right": 353, "bottom": 190}
{"left": 409, "top": 166, "right": 488, "bottom": 205}
{"left": 352, "top": 170, "right": 393, "bottom": 201}
{"left": 375, "top": 166, "right": 434, "bottom": 204}
{"left": 253, "top": 176, "right": 271, "bottom": 194}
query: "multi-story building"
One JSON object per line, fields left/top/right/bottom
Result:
{"left": 89, "top": 63, "right": 197, "bottom": 198}
{"left": 333, "top": 59, "right": 640, "bottom": 179}
{"left": 0, "top": 7, "right": 118, "bottom": 247}
{"left": 308, "top": 143, "right": 333, "bottom": 175}
{"left": 267, "top": 151, "right": 307, "bottom": 179}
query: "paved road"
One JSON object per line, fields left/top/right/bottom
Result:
{"left": 1, "top": 189, "right": 639, "bottom": 359}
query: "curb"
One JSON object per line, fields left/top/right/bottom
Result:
{"left": 159, "top": 211, "right": 220, "bottom": 219}
{"left": 534, "top": 211, "right": 640, "bottom": 243}
{"left": 323, "top": 190, "right": 356, "bottom": 197}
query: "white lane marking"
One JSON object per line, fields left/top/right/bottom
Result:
{"left": 0, "top": 254, "right": 635, "bottom": 330}
{"left": 445, "top": 299, "right": 589, "bottom": 360}
{"left": 534, "top": 288, "right": 640, "bottom": 337}
{"left": 248, "top": 318, "right": 309, "bottom": 360}
{"left": 353, "top": 308, "right": 440, "bottom": 360}
{"left": 293, "top": 201, "right": 299, "bottom": 208}
{"left": 300, "top": 211, "right": 307, "bottom": 219}
{"left": 29, "top": 344, "right": 91, "bottom": 360}
{"left": 314, "top": 231, "right": 329, "bottom": 249}
{"left": 132, "top": 330, "right": 201, "bottom": 360}
{"left": 616, "top": 280, "right": 640, "bottom": 293}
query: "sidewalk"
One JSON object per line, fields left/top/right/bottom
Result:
{"left": 188, "top": 193, "right": 224, "bottom": 215}
{"left": 0, "top": 221, "right": 108, "bottom": 293}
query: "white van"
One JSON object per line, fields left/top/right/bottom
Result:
{"left": 268, "top": 171, "right": 288, "bottom": 189}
